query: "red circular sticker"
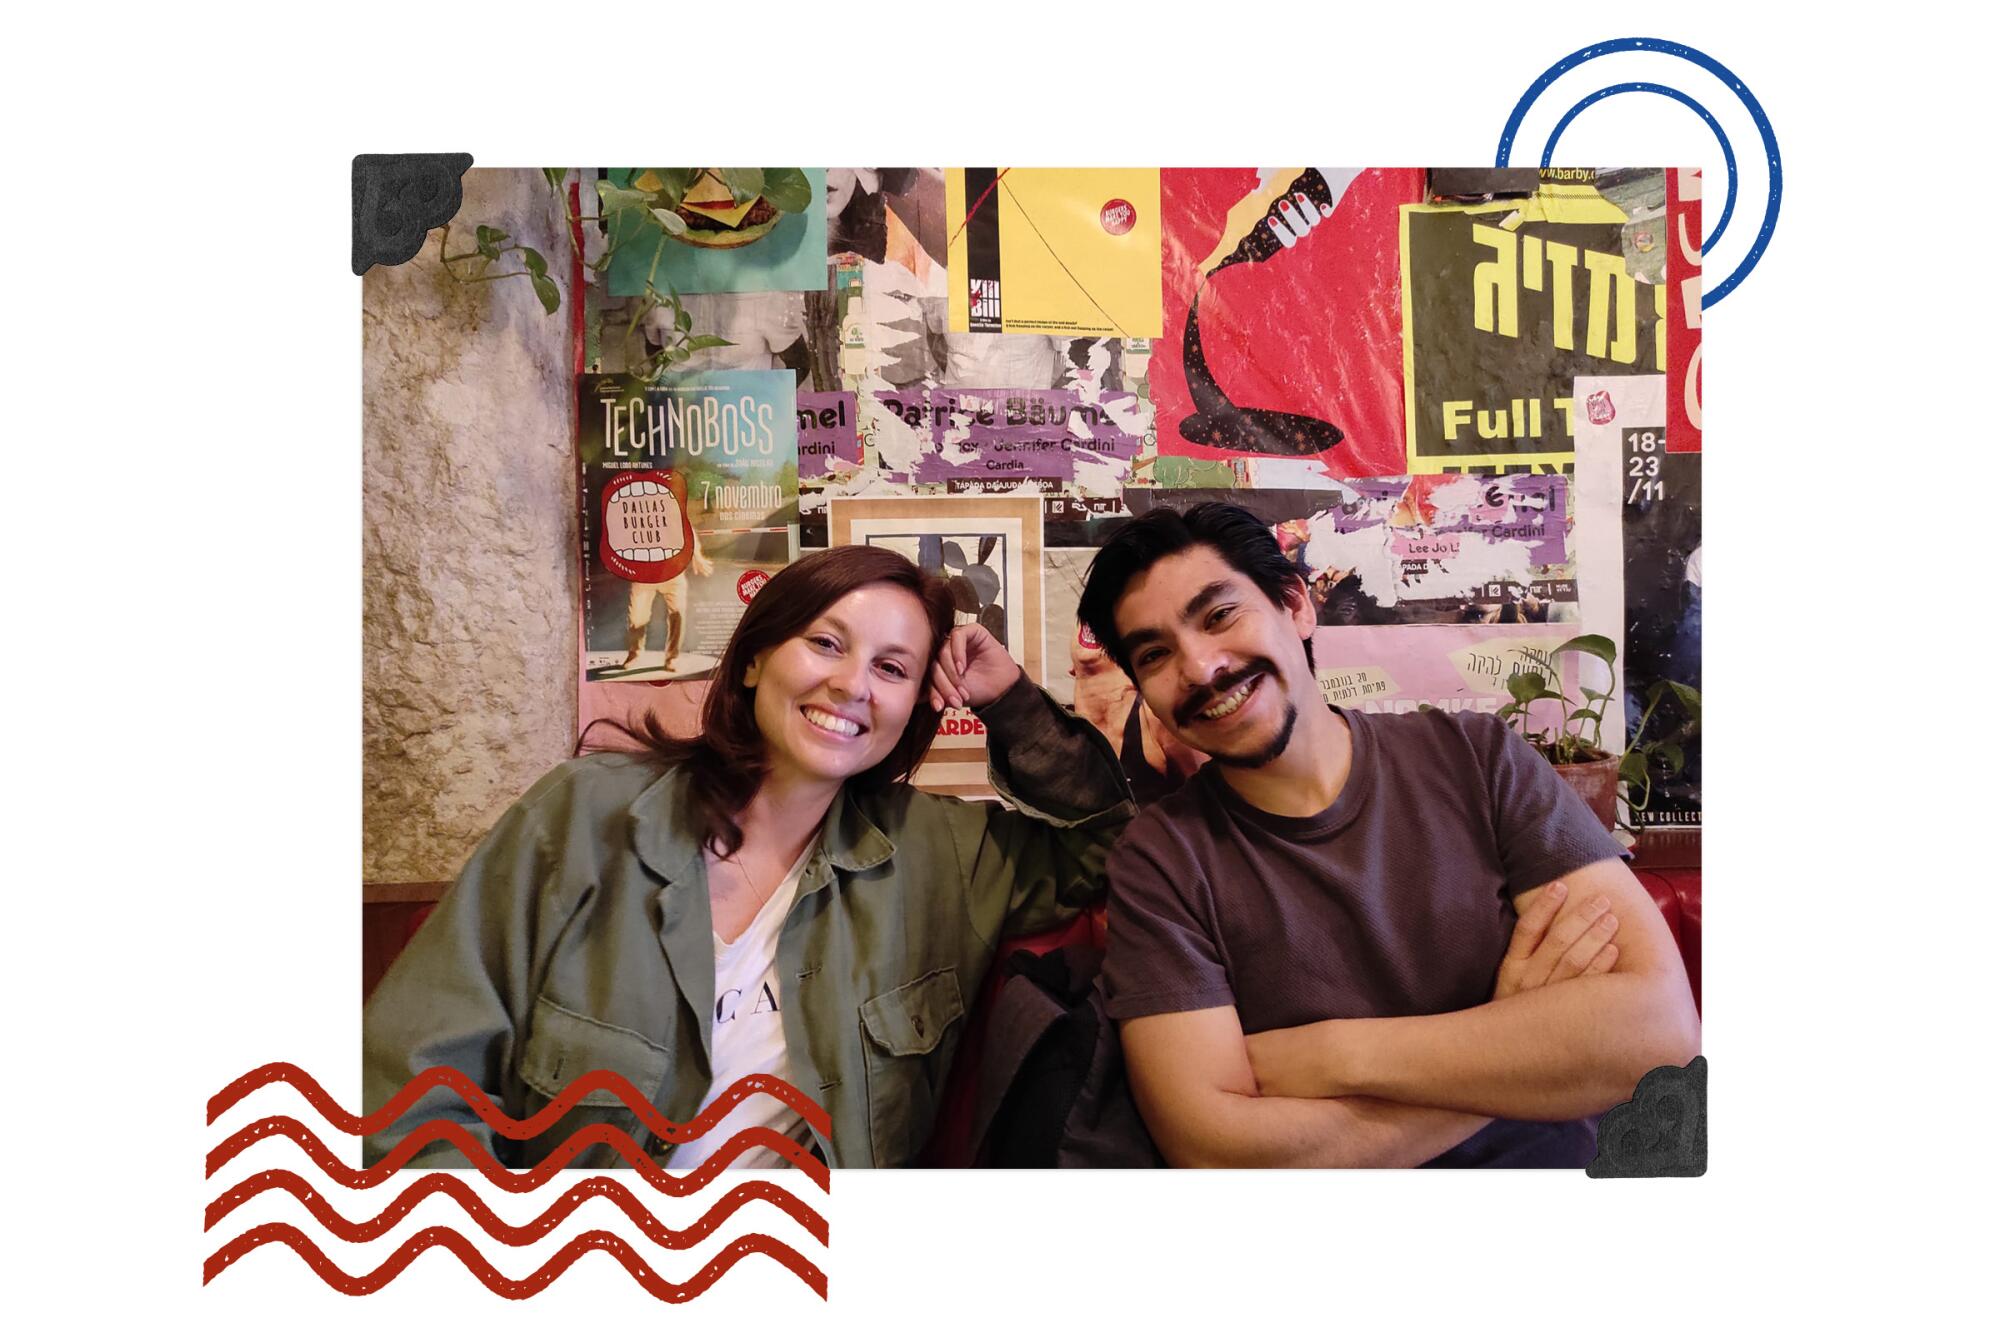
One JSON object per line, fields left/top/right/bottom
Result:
{"left": 737, "top": 569, "right": 770, "bottom": 603}
{"left": 1099, "top": 199, "right": 1135, "bottom": 236}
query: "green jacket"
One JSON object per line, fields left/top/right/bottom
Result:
{"left": 362, "top": 675, "right": 1135, "bottom": 1168}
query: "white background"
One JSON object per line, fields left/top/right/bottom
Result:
{"left": 4, "top": 1, "right": 1988, "bottom": 1327}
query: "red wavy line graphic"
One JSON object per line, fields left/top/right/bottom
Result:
{"left": 203, "top": 1222, "right": 827, "bottom": 1301}
{"left": 206, "top": 1170, "right": 828, "bottom": 1248}
{"left": 208, "top": 1063, "right": 831, "bottom": 1143}
{"left": 207, "top": 1116, "right": 830, "bottom": 1194}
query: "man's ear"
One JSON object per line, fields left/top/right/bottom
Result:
{"left": 1283, "top": 574, "right": 1317, "bottom": 637}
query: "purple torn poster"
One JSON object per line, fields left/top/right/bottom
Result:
{"left": 865, "top": 386, "right": 1145, "bottom": 490}
{"left": 797, "top": 390, "right": 862, "bottom": 482}
{"left": 1125, "top": 478, "right": 1577, "bottom": 626}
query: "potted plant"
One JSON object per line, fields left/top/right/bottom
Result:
{"left": 1496, "top": 634, "right": 1701, "bottom": 838}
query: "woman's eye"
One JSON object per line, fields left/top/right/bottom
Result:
{"left": 878, "top": 661, "right": 909, "bottom": 680}
{"left": 809, "top": 635, "right": 839, "bottom": 653}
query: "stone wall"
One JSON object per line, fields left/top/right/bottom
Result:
{"left": 362, "top": 168, "right": 576, "bottom": 882}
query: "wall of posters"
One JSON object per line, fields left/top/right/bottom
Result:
{"left": 561, "top": 164, "right": 1701, "bottom": 848}
{"left": 578, "top": 371, "right": 799, "bottom": 683}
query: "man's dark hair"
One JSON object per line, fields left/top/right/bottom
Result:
{"left": 1077, "top": 501, "right": 1314, "bottom": 678}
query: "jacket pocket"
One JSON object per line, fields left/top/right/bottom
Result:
{"left": 859, "top": 967, "right": 966, "bottom": 1167}
{"left": 517, "top": 996, "right": 672, "bottom": 1165}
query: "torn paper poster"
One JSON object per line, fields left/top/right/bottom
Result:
{"left": 1310, "top": 625, "right": 1568, "bottom": 718}
{"left": 1401, "top": 169, "right": 1670, "bottom": 473}
{"left": 1125, "top": 480, "right": 1579, "bottom": 625}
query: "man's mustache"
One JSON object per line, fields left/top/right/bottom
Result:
{"left": 1177, "top": 660, "right": 1275, "bottom": 725}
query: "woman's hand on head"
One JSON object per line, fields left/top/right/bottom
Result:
{"left": 928, "top": 624, "right": 1024, "bottom": 713}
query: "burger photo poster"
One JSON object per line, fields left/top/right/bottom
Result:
{"left": 604, "top": 167, "right": 831, "bottom": 296}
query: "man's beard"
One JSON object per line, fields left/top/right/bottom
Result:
{"left": 1178, "top": 658, "right": 1300, "bottom": 770}
{"left": 1209, "top": 696, "right": 1300, "bottom": 769}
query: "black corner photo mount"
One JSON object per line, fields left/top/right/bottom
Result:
{"left": 352, "top": 153, "right": 475, "bottom": 276}
{"left": 1588, "top": 1055, "right": 1707, "bottom": 1177}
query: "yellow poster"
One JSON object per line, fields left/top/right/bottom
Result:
{"left": 945, "top": 168, "right": 1162, "bottom": 339}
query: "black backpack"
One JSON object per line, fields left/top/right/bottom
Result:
{"left": 969, "top": 940, "right": 1164, "bottom": 1168}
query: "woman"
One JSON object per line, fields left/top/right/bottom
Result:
{"left": 363, "top": 544, "right": 1135, "bottom": 1168}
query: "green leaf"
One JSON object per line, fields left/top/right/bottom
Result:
{"left": 1618, "top": 751, "right": 1650, "bottom": 785}
{"left": 1568, "top": 709, "right": 1602, "bottom": 727}
{"left": 682, "top": 334, "right": 733, "bottom": 351}
{"left": 530, "top": 273, "right": 560, "bottom": 314}
{"left": 542, "top": 167, "right": 567, "bottom": 191}
{"left": 651, "top": 207, "right": 688, "bottom": 236}
{"left": 716, "top": 167, "right": 765, "bottom": 203}
{"left": 675, "top": 306, "right": 692, "bottom": 332}
{"left": 1552, "top": 634, "right": 1618, "bottom": 669}
{"left": 758, "top": 167, "right": 812, "bottom": 214}
{"left": 646, "top": 168, "right": 699, "bottom": 207}
{"left": 475, "top": 224, "right": 505, "bottom": 260}
{"left": 1506, "top": 670, "right": 1547, "bottom": 707}
{"left": 521, "top": 247, "right": 548, "bottom": 278}
{"left": 596, "top": 183, "right": 654, "bottom": 212}
{"left": 1666, "top": 681, "right": 1703, "bottom": 723}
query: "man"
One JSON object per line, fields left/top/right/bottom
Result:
{"left": 1075, "top": 502, "right": 1700, "bottom": 1166}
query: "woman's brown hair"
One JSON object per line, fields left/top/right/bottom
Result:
{"left": 592, "top": 545, "right": 955, "bottom": 857}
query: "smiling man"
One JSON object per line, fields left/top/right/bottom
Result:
{"left": 1075, "top": 502, "right": 1700, "bottom": 1167}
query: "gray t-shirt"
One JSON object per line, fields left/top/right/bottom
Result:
{"left": 1102, "top": 705, "right": 1625, "bottom": 1167}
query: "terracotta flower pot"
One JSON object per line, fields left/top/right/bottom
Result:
{"left": 1553, "top": 751, "right": 1621, "bottom": 834}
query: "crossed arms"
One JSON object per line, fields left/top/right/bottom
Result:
{"left": 1119, "top": 857, "right": 1702, "bottom": 1168}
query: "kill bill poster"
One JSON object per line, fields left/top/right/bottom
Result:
{"left": 945, "top": 169, "right": 1163, "bottom": 339}
{"left": 1151, "top": 168, "right": 1423, "bottom": 479}
{"left": 578, "top": 372, "right": 799, "bottom": 683}
{"left": 1401, "top": 169, "right": 1671, "bottom": 473}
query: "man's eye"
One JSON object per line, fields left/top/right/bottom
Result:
{"left": 1206, "top": 606, "right": 1236, "bottom": 629}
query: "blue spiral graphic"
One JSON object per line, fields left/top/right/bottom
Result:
{"left": 1496, "top": 38, "right": 1780, "bottom": 306}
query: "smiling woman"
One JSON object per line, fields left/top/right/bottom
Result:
{"left": 362, "top": 544, "right": 1137, "bottom": 1169}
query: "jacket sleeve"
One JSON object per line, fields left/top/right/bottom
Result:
{"left": 947, "top": 673, "right": 1138, "bottom": 944}
{"left": 361, "top": 765, "right": 582, "bottom": 1168}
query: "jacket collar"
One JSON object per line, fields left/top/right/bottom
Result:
{"left": 628, "top": 763, "right": 897, "bottom": 884}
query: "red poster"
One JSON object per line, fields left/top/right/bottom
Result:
{"left": 1666, "top": 168, "right": 1703, "bottom": 453}
{"left": 1153, "top": 168, "right": 1424, "bottom": 477}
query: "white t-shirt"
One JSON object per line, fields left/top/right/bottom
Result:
{"left": 663, "top": 840, "right": 815, "bottom": 1168}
